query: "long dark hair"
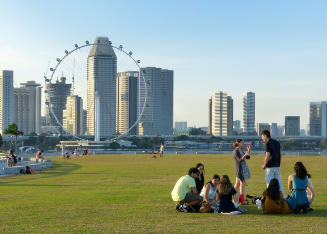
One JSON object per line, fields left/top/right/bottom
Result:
{"left": 207, "top": 174, "right": 220, "bottom": 187}
{"left": 233, "top": 139, "right": 243, "bottom": 149}
{"left": 196, "top": 163, "right": 205, "bottom": 181}
{"left": 294, "top": 162, "right": 311, "bottom": 179}
{"left": 266, "top": 178, "right": 280, "bottom": 201}
{"left": 219, "top": 175, "right": 233, "bottom": 195}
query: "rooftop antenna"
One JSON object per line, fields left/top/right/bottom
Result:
{"left": 72, "top": 58, "right": 75, "bottom": 96}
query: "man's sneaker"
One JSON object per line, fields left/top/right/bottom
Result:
{"left": 179, "top": 205, "right": 188, "bottom": 213}
{"left": 175, "top": 204, "right": 181, "bottom": 211}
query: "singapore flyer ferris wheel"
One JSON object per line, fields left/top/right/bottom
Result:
{"left": 45, "top": 37, "right": 146, "bottom": 140}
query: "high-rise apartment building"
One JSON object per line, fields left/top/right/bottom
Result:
{"left": 46, "top": 77, "right": 71, "bottom": 131}
{"left": 63, "top": 95, "right": 83, "bottom": 135}
{"left": 175, "top": 121, "right": 187, "bottom": 132}
{"left": 13, "top": 81, "right": 42, "bottom": 135}
{"left": 285, "top": 116, "right": 300, "bottom": 136}
{"left": 243, "top": 92, "right": 255, "bottom": 134}
{"left": 137, "top": 67, "right": 173, "bottom": 135}
{"left": 160, "top": 69, "right": 174, "bottom": 135}
{"left": 208, "top": 98, "right": 212, "bottom": 135}
{"left": 211, "top": 92, "right": 233, "bottom": 136}
{"left": 116, "top": 71, "right": 138, "bottom": 135}
{"left": 0, "top": 70, "right": 13, "bottom": 135}
{"left": 87, "top": 36, "right": 117, "bottom": 136}
{"left": 309, "top": 101, "right": 327, "bottom": 136}
{"left": 227, "top": 96, "right": 233, "bottom": 136}
{"left": 256, "top": 123, "right": 277, "bottom": 136}
{"left": 83, "top": 110, "right": 87, "bottom": 135}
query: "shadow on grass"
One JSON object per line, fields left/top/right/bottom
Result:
{"left": 1, "top": 161, "right": 82, "bottom": 185}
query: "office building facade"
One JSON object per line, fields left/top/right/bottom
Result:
{"left": 87, "top": 36, "right": 117, "bottom": 136}
{"left": 211, "top": 92, "right": 232, "bottom": 136}
{"left": 310, "top": 101, "right": 327, "bottom": 136}
{"left": 175, "top": 121, "right": 187, "bottom": 132}
{"left": 0, "top": 70, "right": 14, "bottom": 135}
{"left": 137, "top": 67, "right": 173, "bottom": 135}
{"left": 13, "top": 81, "right": 42, "bottom": 135}
{"left": 63, "top": 95, "right": 83, "bottom": 135}
{"left": 116, "top": 71, "right": 138, "bottom": 135}
{"left": 285, "top": 116, "right": 300, "bottom": 136}
{"left": 243, "top": 92, "right": 255, "bottom": 134}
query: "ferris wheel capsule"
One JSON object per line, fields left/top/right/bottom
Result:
{"left": 119, "top": 45, "right": 123, "bottom": 49}
{"left": 109, "top": 41, "right": 112, "bottom": 45}
{"left": 97, "top": 39, "right": 100, "bottom": 43}
{"left": 129, "top": 51, "right": 132, "bottom": 55}
{"left": 44, "top": 90, "right": 48, "bottom": 93}
{"left": 46, "top": 79, "right": 50, "bottom": 82}
{"left": 75, "top": 44, "right": 78, "bottom": 48}
{"left": 56, "top": 58, "right": 60, "bottom": 62}
{"left": 45, "top": 101, "right": 49, "bottom": 105}
{"left": 50, "top": 68, "right": 54, "bottom": 71}
{"left": 86, "top": 40, "right": 89, "bottom": 44}
{"left": 65, "top": 50, "right": 69, "bottom": 54}
{"left": 137, "top": 60, "right": 141, "bottom": 63}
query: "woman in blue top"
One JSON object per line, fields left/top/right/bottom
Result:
{"left": 217, "top": 175, "right": 240, "bottom": 213}
{"left": 287, "top": 162, "right": 315, "bottom": 214}
{"left": 200, "top": 174, "right": 220, "bottom": 205}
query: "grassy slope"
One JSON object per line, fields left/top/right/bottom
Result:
{"left": 0, "top": 154, "right": 326, "bottom": 233}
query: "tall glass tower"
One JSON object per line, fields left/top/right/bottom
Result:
{"left": 243, "top": 92, "right": 255, "bottom": 134}
{"left": 87, "top": 37, "right": 117, "bottom": 136}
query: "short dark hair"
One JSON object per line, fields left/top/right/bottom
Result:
{"left": 188, "top": 167, "right": 199, "bottom": 175}
{"left": 261, "top": 130, "right": 271, "bottom": 138}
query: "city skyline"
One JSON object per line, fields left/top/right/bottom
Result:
{"left": 1, "top": 1, "right": 327, "bottom": 130}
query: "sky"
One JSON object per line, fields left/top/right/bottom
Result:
{"left": 1, "top": 0, "right": 327, "bottom": 130}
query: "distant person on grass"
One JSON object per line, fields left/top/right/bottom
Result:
{"left": 36, "top": 151, "right": 44, "bottom": 159}
{"left": 160, "top": 143, "right": 164, "bottom": 157}
{"left": 171, "top": 167, "right": 203, "bottom": 213}
{"left": 233, "top": 139, "right": 251, "bottom": 205}
{"left": 261, "top": 130, "right": 285, "bottom": 198}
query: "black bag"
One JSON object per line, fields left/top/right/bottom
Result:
{"left": 12, "top": 155, "right": 17, "bottom": 164}
{"left": 26, "top": 166, "right": 32, "bottom": 174}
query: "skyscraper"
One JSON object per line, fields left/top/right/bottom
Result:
{"left": 63, "top": 95, "right": 83, "bottom": 135}
{"left": 175, "top": 121, "right": 187, "bottom": 131}
{"left": 137, "top": 67, "right": 173, "bottom": 135}
{"left": 285, "top": 116, "right": 300, "bottom": 136}
{"left": 227, "top": 96, "right": 233, "bottom": 136}
{"left": 87, "top": 36, "right": 117, "bottom": 136}
{"left": 309, "top": 101, "right": 327, "bottom": 136}
{"left": 211, "top": 91, "right": 233, "bottom": 136}
{"left": 243, "top": 91, "right": 255, "bottom": 134}
{"left": 0, "top": 70, "right": 13, "bottom": 135}
{"left": 116, "top": 71, "right": 138, "bottom": 135}
{"left": 46, "top": 77, "right": 71, "bottom": 131}
{"left": 13, "top": 81, "right": 42, "bottom": 135}
{"left": 208, "top": 98, "right": 212, "bottom": 135}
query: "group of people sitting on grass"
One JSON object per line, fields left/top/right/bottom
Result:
{"left": 61, "top": 145, "right": 94, "bottom": 159}
{"left": 172, "top": 161, "right": 315, "bottom": 214}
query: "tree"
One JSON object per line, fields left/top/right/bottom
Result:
{"left": 109, "top": 142, "right": 120, "bottom": 150}
{"left": 4, "top": 123, "right": 23, "bottom": 153}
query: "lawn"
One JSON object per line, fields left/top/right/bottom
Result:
{"left": 0, "top": 153, "right": 326, "bottom": 233}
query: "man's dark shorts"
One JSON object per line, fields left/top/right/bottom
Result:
{"left": 179, "top": 192, "right": 201, "bottom": 204}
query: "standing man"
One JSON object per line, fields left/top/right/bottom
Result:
{"left": 171, "top": 167, "right": 203, "bottom": 213}
{"left": 261, "top": 130, "right": 285, "bottom": 198}
{"left": 160, "top": 143, "right": 164, "bottom": 157}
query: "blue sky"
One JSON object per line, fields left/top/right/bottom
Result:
{"left": 1, "top": 0, "right": 327, "bottom": 130}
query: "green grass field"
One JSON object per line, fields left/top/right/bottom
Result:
{"left": 0, "top": 153, "right": 326, "bottom": 233}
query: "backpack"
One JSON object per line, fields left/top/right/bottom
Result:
{"left": 12, "top": 155, "right": 17, "bottom": 164}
